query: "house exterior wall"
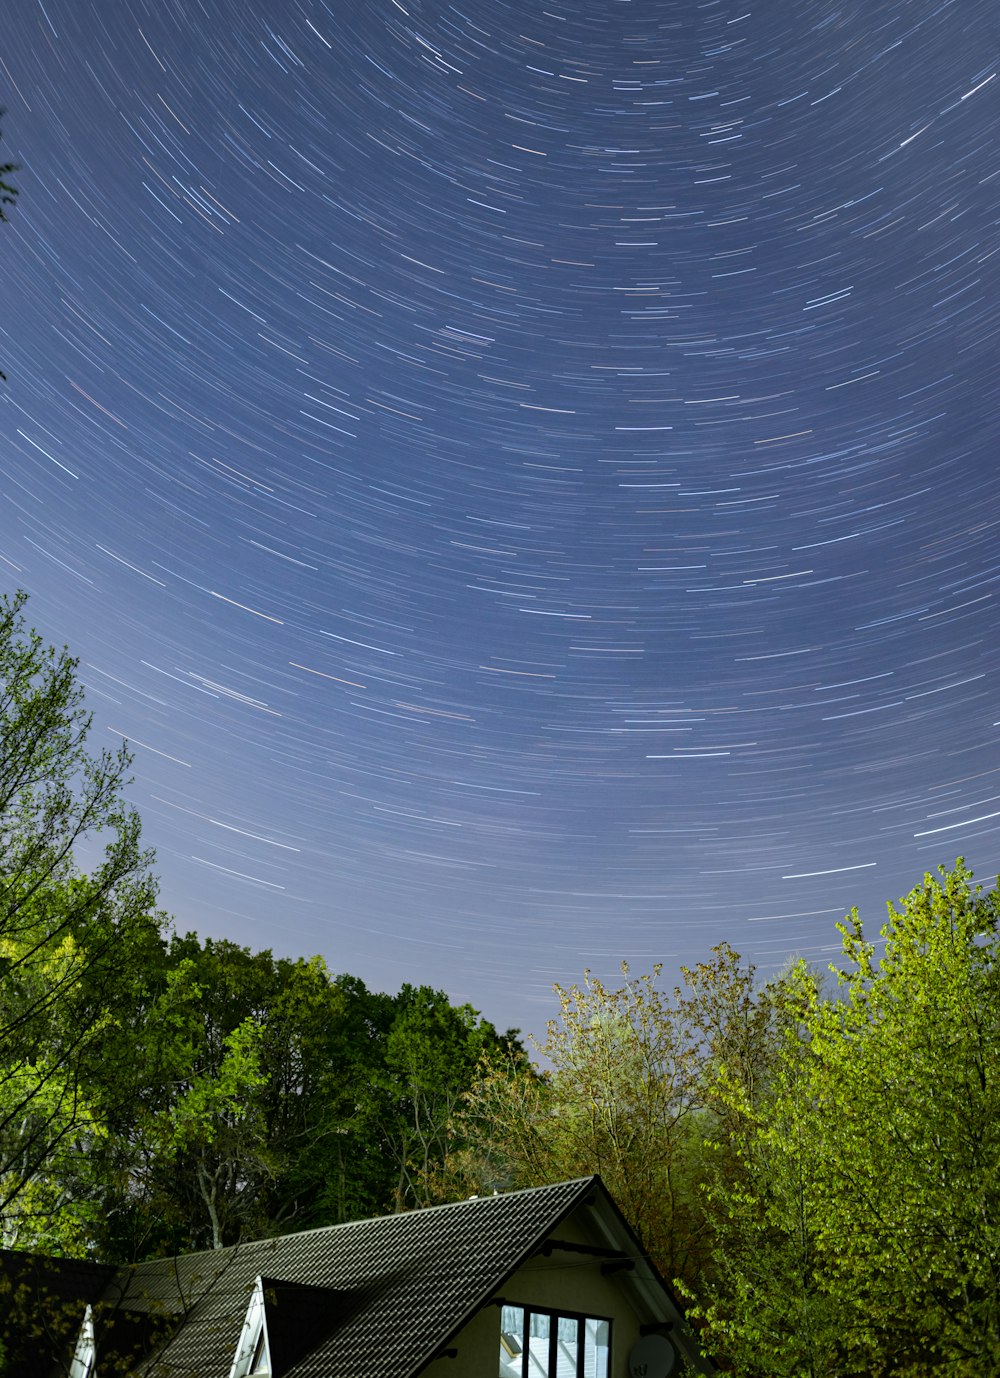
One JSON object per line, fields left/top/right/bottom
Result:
{"left": 420, "top": 1209, "right": 649, "bottom": 1378}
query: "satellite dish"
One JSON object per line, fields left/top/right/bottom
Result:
{"left": 628, "top": 1333, "right": 675, "bottom": 1378}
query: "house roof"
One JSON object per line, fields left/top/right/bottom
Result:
{"left": 2, "top": 1177, "right": 709, "bottom": 1378}
{"left": 118, "top": 1176, "right": 604, "bottom": 1377}
{"left": 0, "top": 1251, "right": 117, "bottom": 1377}
{"left": 0, "top": 1256, "right": 172, "bottom": 1378}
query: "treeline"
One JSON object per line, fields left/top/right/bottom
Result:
{"left": 3, "top": 590, "right": 999, "bottom": 1375}
{"left": 0, "top": 591, "right": 518, "bottom": 1259}
{"left": 438, "top": 865, "right": 1000, "bottom": 1376}
{"left": 7, "top": 928, "right": 518, "bottom": 1260}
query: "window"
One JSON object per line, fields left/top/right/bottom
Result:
{"left": 229, "top": 1277, "right": 271, "bottom": 1378}
{"left": 249, "top": 1324, "right": 270, "bottom": 1374}
{"left": 69, "top": 1304, "right": 96, "bottom": 1378}
{"left": 499, "top": 1305, "right": 609, "bottom": 1378}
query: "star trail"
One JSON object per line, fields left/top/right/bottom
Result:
{"left": 2, "top": 0, "right": 998, "bottom": 1032}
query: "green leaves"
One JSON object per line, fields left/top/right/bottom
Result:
{"left": 690, "top": 861, "right": 1000, "bottom": 1377}
{"left": 447, "top": 869, "right": 1000, "bottom": 1377}
{"left": 806, "top": 862, "right": 1000, "bottom": 1371}
{"left": 449, "top": 951, "right": 779, "bottom": 1289}
{"left": 0, "top": 593, "right": 158, "bottom": 1248}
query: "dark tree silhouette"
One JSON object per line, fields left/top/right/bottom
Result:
{"left": 0, "top": 110, "right": 19, "bottom": 221}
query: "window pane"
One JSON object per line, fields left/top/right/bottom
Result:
{"left": 499, "top": 1305, "right": 524, "bottom": 1377}
{"left": 583, "top": 1318, "right": 609, "bottom": 1378}
{"left": 249, "top": 1327, "right": 269, "bottom": 1374}
{"left": 526, "top": 1311, "right": 551, "bottom": 1378}
{"left": 555, "top": 1316, "right": 579, "bottom": 1378}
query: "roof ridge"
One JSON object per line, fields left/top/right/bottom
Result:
{"left": 126, "top": 1176, "right": 600, "bottom": 1271}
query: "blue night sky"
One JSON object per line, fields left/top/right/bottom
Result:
{"left": 2, "top": 0, "right": 998, "bottom": 1035}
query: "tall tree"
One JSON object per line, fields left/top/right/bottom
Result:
{"left": 92, "top": 936, "right": 302, "bottom": 1257}
{"left": 448, "top": 948, "right": 796, "bottom": 1302}
{"left": 0, "top": 111, "right": 17, "bottom": 222}
{"left": 690, "top": 860, "right": 1000, "bottom": 1377}
{"left": 258, "top": 969, "right": 397, "bottom": 1229}
{"left": 804, "top": 861, "right": 1000, "bottom": 1373}
{"left": 1, "top": 109, "right": 19, "bottom": 380}
{"left": 86, "top": 943, "right": 501, "bottom": 1256}
{"left": 0, "top": 592, "right": 158, "bottom": 1246}
{"left": 372, "top": 984, "right": 517, "bottom": 1213}
{"left": 451, "top": 966, "right": 697, "bottom": 1285}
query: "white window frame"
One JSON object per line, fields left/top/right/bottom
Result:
{"left": 69, "top": 1304, "right": 96, "bottom": 1378}
{"left": 229, "top": 1276, "right": 272, "bottom": 1378}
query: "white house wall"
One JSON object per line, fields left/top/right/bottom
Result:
{"left": 419, "top": 1208, "right": 649, "bottom": 1378}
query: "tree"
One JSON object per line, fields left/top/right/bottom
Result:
{"left": 88, "top": 936, "right": 296, "bottom": 1257}
{"left": 449, "top": 966, "right": 700, "bottom": 1285}
{"left": 86, "top": 943, "right": 480, "bottom": 1256}
{"left": 805, "top": 861, "right": 1000, "bottom": 1372}
{"left": 447, "top": 949, "right": 794, "bottom": 1306}
{"left": 1, "top": 109, "right": 19, "bottom": 381}
{"left": 690, "top": 861, "right": 1000, "bottom": 1376}
{"left": 0, "top": 111, "right": 17, "bottom": 222}
{"left": 125, "top": 948, "right": 270, "bottom": 1254}
{"left": 0, "top": 592, "right": 158, "bottom": 1245}
{"left": 682, "top": 1007, "right": 842, "bottom": 1378}
{"left": 372, "top": 985, "right": 517, "bottom": 1213}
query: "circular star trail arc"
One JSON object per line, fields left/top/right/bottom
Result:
{"left": 1, "top": 0, "right": 998, "bottom": 1031}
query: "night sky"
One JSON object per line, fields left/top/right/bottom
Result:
{"left": 2, "top": 0, "right": 998, "bottom": 1035}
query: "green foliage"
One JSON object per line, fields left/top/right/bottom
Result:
{"left": 86, "top": 937, "right": 350, "bottom": 1256}
{"left": 57, "top": 934, "right": 514, "bottom": 1259}
{"left": 689, "top": 860, "right": 1000, "bottom": 1377}
{"left": 448, "top": 947, "right": 786, "bottom": 1293}
{"left": 534, "top": 967, "right": 703, "bottom": 1277}
{"left": 375, "top": 983, "right": 517, "bottom": 1212}
{"left": 140, "top": 953, "right": 270, "bottom": 1250}
{"left": 0, "top": 591, "right": 159, "bottom": 1248}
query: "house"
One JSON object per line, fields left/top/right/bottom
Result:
{"left": 0, "top": 1176, "right": 712, "bottom": 1377}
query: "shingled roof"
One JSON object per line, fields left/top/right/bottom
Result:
{"left": 112, "top": 1176, "right": 604, "bottom": 1378}
{"left": 3, "top": 1176, "right": 712, "bottom": 1377}
{"left": 0, "top": 1252, "right": 117, "bottom": 1377}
